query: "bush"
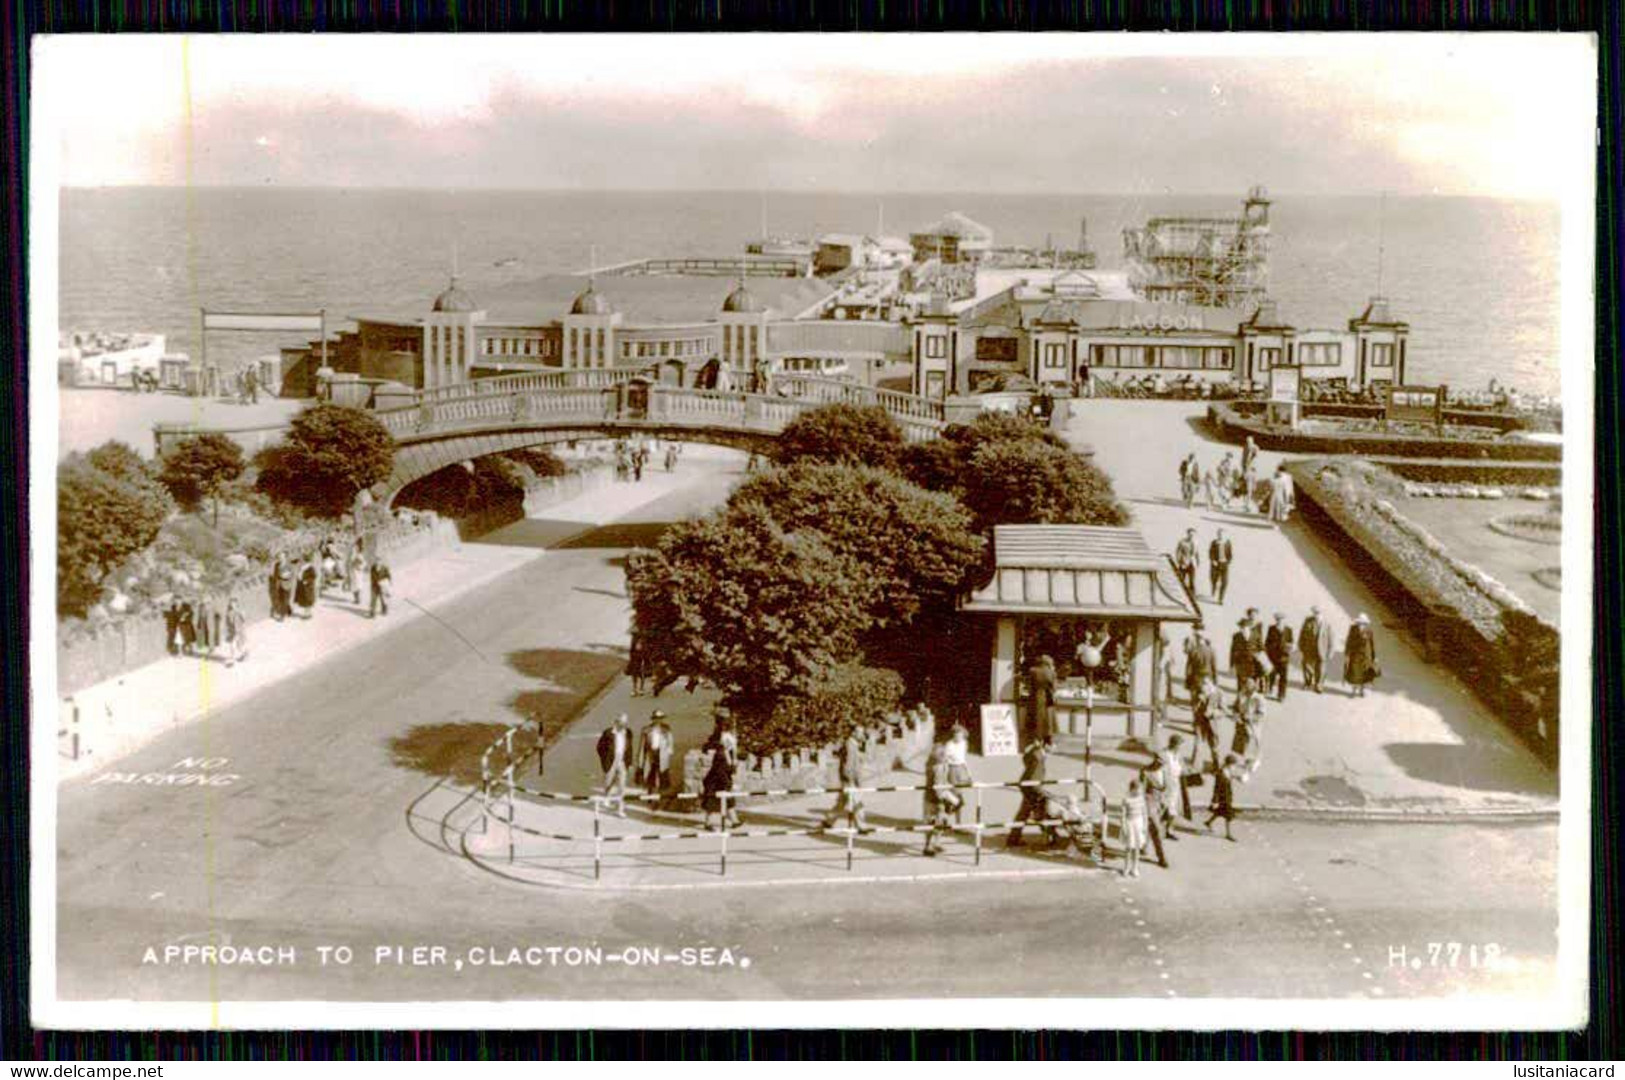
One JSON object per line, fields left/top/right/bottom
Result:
{"left": 961, "top": 438, "right": 1129, "bottom": 531}
{"left": 85, "top": 441, "right": 164, "bottom": 496}
{"left": 159, "top": 432, "right": 246, "bottom": 523}
{"left": 58, "top": 456, "right": 172, "bottom": 617}
{"left": 254, "top": 404, "right": 395, "bottom": 517}
{"left": 625, "top": 506, "right": 875, "bottom": 700}
{"left": 502, "top": 446, "right": 569, "bottom": 479}
{"left": 729, "top": 464, "right": 984, "bottom": 628}
{"left": 773, "top": 403, "right": 905, "bottom": 469}
{"left": 732, "top": 663, "right": 905, "bottom": 757}
{"left": 395, "top": 457, "right": 527, "bottom": 520}
{"left": 902, "top": 411, "right": 1072, "bottom": 499}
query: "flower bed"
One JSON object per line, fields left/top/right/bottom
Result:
{"left": 1207, "top": 402, "right": 1563, "bottom": 461}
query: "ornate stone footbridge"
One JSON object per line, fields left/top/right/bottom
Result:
{"left": 157, "top": 370, "right": 946, "bottom": 505}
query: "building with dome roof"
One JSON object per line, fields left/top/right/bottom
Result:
{"left": 423, "top": 277, "right": 485, "bottom": 390}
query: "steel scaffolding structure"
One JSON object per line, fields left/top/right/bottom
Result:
{"left": 1122, "top": 186, "right": 1272, "bottom": 308}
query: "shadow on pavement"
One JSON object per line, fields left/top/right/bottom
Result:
{"left": 469, "top": 518, "right": 599, "bottom": 551}
{"left": 506, "top": 647, "right": 629, "bottom": 735}
{"left": 556, "top": 521, "right": 679, "bottom": 550}
{"left": 1381, "top": 741, "right": 1559, "bottom": 795}
{"left": 390, "top": 722, "right": 513, "bottom": 787}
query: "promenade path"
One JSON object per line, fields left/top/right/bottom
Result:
{"left": 1059, "top": 398, "right": 1557, "bottom": 813}
{"left": 53, "top": 460, "right": 721, "bottom": 783}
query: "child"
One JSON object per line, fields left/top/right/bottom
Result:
{"left": 1121, "top": 778, "right": 1147, "bottom": 878}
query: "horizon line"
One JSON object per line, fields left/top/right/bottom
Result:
{"left": 56, "top": 183, "right": 1550, "bottom": 203}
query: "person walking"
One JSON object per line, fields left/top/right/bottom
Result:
{"left": 636, "top": 709, "right": 674, "bottom": 804}
{"left": 701, "top": 713, "right": 742, "bottom": 832}
{"left": 1178, "top": 454, "right": 1198, "bottom": 508}
{"left": 1006, "top": 734, "right": 1059, "bottom": 849}
{"left": 1229, "top": 617, "right": 1257, "bottom": 695}
{"left": 343, "top": 536, "right": 364, "bottom": 606}
{"left": 268, "top": 554, "right": 290, "bottom": 621}
{"left": 663, "top": 444, "right": 678, "bottom": 473}
{"left": 1208, "top": 528, "right": 1233, "bottom": 603}
{"left": 174, "top": 595, "right": 197, "bottom": 656}
{"left": 223, "top": 598, "right": 247, "bottom": 668}
{"left": 1138, "top": 763, "right": 1170, "bottom": 868}
{"left": 1204, "top": 754, "right": 1241, "bottom": 842}
{"left": 1270, "top": 467, "right": 1296, "bottom": 525}
{"left": 1173, "top": 528, "right": 1200, "bottom": 601}
{"left": 193, "top": 592, "right": 216, "bottom": 659}
{"left": 1344, "top": 613, "right": 1379, "bottom": 698}
{"left": 1201, "top": 464, "right": 1221, "bottom": 510}
{"left": 1241, "top": 434, "right": 1258, "bottom": 477}
{"left": 294, "top": 554, "right": 319, "bottom": 619}
{"left": 368, "top": 556, "right": 392, "bottom": 618}
{"left": 627, "top": 628, "right": 651, "bottom": 697}
{"left": 1214, "top": 453, "right": 1236, "bottom": 510}
{"left": 1265, "top": 612, "right": 1295, "bottom": 701}
{"left": 1299, "top": 605, "right": 1332, "bottom": 693}
{"left": 921, "top": 742, "right": 960, "bottom": 857}
{"left": 1231, "top": 684, "right": 1265, "bottom": 766}
{"left": 944, "top": 724, "right": 974, "bottom": 823}
{"left": 1191, "top": 677, "right": 1221, "bottom": 771}
{"left": 595, "top": 713, "right": 634, "bottom": 818}
{"left": 1155, "top": 734, "right": 1189, "bottom": 837}
{"left": 1025, "top": 655, "right": 1057, "bottom": 741}
{"left": 819, "top": 727, "right": 871, "bottom": 833}
{"left": 1121, "top": 778, "right": 1148, "bottom": 877}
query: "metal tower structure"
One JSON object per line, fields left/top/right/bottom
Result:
{"left": 1122, "top": 186, "right": 1272, "bottom": 308}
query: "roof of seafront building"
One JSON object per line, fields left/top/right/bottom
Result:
{"left": 961, "top": 525, "right": 1200, "bottom": 622}
{"left": 353, "top": 274, "right": 837, "bottom": 328}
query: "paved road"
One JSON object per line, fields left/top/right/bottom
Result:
{"left": 55, "top": 456, "right": 1558, "bottom": 1005}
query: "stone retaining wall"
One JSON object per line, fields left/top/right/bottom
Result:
{"left": 57, "top": 514, "right": 460, "bottom": 697}
{"left": 681, "top": 711, "right": 937, "bottom": 798}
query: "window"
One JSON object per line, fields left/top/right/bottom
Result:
{"left": 1204, "top": 347, "right": 1233, "bottom": 370}
{"left": 925, "top": 336, "right": 947, "bottom": 359}
{"left": 1158, "top": 346, "right": 1203, "bottom": 370}
{"left": 1299, "top": 342, "right": 1343, "bottom": 368}
{"left": 1370, "top": 343, "right": 1394, "bottom": 368}
{"left": 1258, "top": 347, "right": 1281, "bottom": 371}
{"left": 1117, "top": 345, "right": 1152, "bottom": 368}
{"left": 1043, "top": 342, "right": 1068, "bottom": 369}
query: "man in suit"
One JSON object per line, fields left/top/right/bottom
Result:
{"left": 1173, "top": 529, "right": 1200, "bottom": 601}
{"left": 1183, "top": 632, "right": 1210, "bottom": 703}
{"left": 636, "top": 710, "right": 675, "bottom": 803}
{"left": 1208, "top": 528, "right": 1233, "bottom": 603}
{"left": 1299, "top": 605, "right": 1334, "bottom": 693}
{"left": 595, "top": 713, "right": 635, "bottom": 818}
{"left": 1265, "top": 612, "right": 1295, "bottom": 700}
{"left": 820, "top": 728, "right": 871, "bottom": 833}
{"left": 1230, "top": 618, "right": 1257, "bottom": 695}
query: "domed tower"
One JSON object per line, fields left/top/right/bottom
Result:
{"left": 718, "top": 278, "right": 770, "bottom": 384}
{"left": 423, "top": 277, "right": 485, "bottom": 390}
{"left": 563, "top": 279, "right": 621, "bottom": 370}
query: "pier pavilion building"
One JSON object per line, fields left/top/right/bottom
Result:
{"left": 275, "top": 273, "right": 916, "bottom": 399}
{"left": 907, "top": 269, "right": 1410, "bottom": 400}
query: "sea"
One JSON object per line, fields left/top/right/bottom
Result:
{"left": 56, "top": 188, "right": 1564, "bottom": 397}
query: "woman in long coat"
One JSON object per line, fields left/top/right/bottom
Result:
{"left": 701, "top": 714, "right": 741, "bottom": 831}
{"left": 294, "top": 554, "right": 319, "bottom": 617}
{"left": 1344, "top": 613, "right": 1378, "bottom": 698}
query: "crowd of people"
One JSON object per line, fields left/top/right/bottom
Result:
{"left": 1175, "top": 436, "right": 1296, "bottom": 525}
{"left": 265, "top": 535, "right": 394, "bottom": 624}
{"left": 163, "top": 592, "right": 249, "bottom": 667}
{"left": 613, "top": 438, "right": 680, "bottom": 483}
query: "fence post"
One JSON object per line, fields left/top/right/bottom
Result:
{"left": 1084, "top": 699, "right": 1094, "bottom": 789}
{"left": 593, "top": 798, "right": 603, "bottom": 882}
{"left": 719, "top": 793, "right": 730, "bottom": 878}
{"left": 845, "top": 800, "right": 855, "bottom": 873}
{"left": 974, "top": 785, "right": 983, "bottom": 867}
{"left": 504, "top": 763, "right": 516, "bottom": 865}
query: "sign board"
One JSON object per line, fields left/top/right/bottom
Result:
{"left": 1386, "top": 384, "right": 1446, "bottom": 426}
{"left": 975, "top": 336, "right": 1019, "bottom": 363}
{"left": 202, "top": 311, "right": 326, "bottom": 333}
{"left": 1268, "top": 366, "right": 1301, "bottom": 403}
{"left": 979, "top": 704, "right": 1020, "bottom": 758}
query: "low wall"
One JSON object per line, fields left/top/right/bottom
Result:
{"left": 680, "top": 711, "right": 937, "bottom": 798}
{"left": 1286, "top": 462, "right": 1558, "bottom": 766}
{"left": 56, "top": 514, "right": 460, "bottom": 698}
{"left": 1205, "top": 402, "right": 1562, "bottom": 462}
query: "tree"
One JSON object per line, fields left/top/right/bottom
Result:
{"left": 961, "top": 438, "right": 1129, "bottom": 531}
{"left": 729, "top": 464, "right": 984, "bottom": 628}
{"left": 902, "top": 410, "right": 1070, "bottom": 497}
{"left": 58, "top": 456, "right": 171, "bottom": 618}
{"left": 159, "top": 433, "right": 245, "bottom": 526}
{"left": 255, "top": 404, "right": 395, "bottom": 517}
{"left": 85, "top": 441, "right": 164, "bottom": 496}
{"left": 625, "top": 505, "right": 875, "bottom": 701}
{"left": 773, "top": 403, "right": 904, "bottom": 469}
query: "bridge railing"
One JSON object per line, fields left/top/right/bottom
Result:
{"left": 417, "top": 368, "right": 629, "bottom": 404}
{"left": 769, "top": 373, "right": 945, "bottom": 424}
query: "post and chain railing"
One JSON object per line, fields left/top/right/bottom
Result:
{"left": 475, "top": 722, "right": 1122, "bottom": 883}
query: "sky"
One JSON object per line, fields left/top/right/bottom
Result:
{"left": 36, "top": 33, "right": 1596, "bottom": 199}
